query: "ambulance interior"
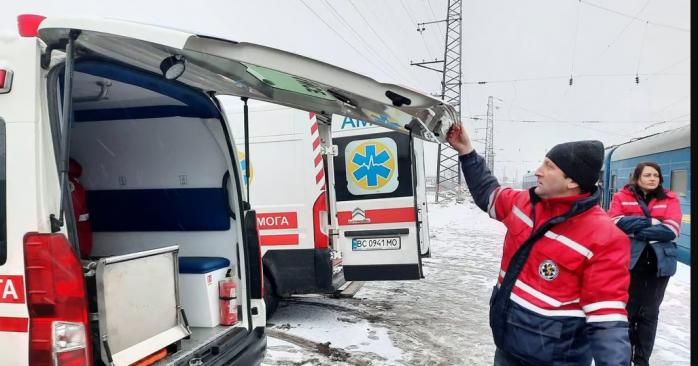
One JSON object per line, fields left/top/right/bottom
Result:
{"left": 52, "top": 60, "right": 251, "bottom": 365}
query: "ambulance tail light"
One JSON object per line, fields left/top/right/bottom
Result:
{"left": 312, "top": 191, "right": 329, "bottom": 249}
{"left": 24, "top": 233, "right": 91, "bottom": 366}
{"left": 0, "top": 69, "right": 13, "bottom": 94}
{"left": 17, "top": 14, "right": 46, "bottom": 37}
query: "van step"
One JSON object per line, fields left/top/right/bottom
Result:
{"left": 334, "top": 281, "right": 364, "bottom": 298}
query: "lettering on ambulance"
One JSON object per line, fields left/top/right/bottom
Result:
{"left": 0, "top": 275, "right": 25, "bottom": 304}
{"left": 257, "top": 212, "right": 300, "bottom": 246}
{"left": 257, "top": 212, "right": 298, "bottom": 230}
{"left": 340, "top": 116, "right": 370, "bottom": 129}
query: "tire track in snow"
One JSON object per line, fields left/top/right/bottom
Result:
{"left": 266, "top": 328, "right": 392, "bottom": 365}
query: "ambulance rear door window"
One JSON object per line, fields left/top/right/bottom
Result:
{"left": 333, "top": 131, "right": 413, "bottom": 201}
{"left": 0, "top": 119, "right": 6, "bottom": 265}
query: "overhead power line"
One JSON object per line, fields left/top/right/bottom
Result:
{"left": 400, "top": 0, "right": 418, "bottom": 24}
{"left": 424, "top": 0, "right": 446, "bottom": 39}
{"left": 463, "top": 71, "right": 687, "bottom": 85}
{"left": 297, "top": 0, "right": 398, "bottom": 81}
{"left": 579, "top": 0, "right": 690, "bottom": 33}
{"left": 569, "top": 0, "right": 582, "bottom": 85}
{"left": 347, "top": 0, "right": 422, "bottom": 86}
{"left": 401, "top": 0, "right": 437, "bottom": 58}
{"left": 463, "top": 116, "right": 690, "bottom": 124}
{"left": 652, "top": 56, "right": 690, "bottom": 74}
{"left": 600, "top": 0, "right": 651, "bottom": 54}
{"left": 322, "top": 0, "right": 412, "bottom": 83}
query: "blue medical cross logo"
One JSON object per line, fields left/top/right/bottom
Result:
{"left": 351, "top": 144, "right": 392, "bottom": 187}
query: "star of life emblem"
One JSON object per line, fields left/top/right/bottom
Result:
{"left": 345, "top": 138, "right": 398, "bottom": 195}
{"left": 538, "top": 260, "right": 559, "bottom": 281}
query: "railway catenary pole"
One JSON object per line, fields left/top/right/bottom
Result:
{"left": 485, "top": 96, "right": 494, "bottom": 172}
{"left": 411, "top": 0, "right": 463, "bottom": 203}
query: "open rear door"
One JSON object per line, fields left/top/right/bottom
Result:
{"left": 38, "top": 17, "right": 457, "bottom": 283}
{"left": 38, "top": 17, "right": 456, "bottom": 144}
{"left": 331, "top": 115, "right": 424, "bottom": 281}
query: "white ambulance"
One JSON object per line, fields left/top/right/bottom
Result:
{"left": 0, "top": 14, "right": 456, "bottom": 366}
{"left": 223, "top": 101, "right": 433, "bottom": 315}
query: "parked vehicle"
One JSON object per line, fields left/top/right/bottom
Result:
{"left": 0, "top": 14, "right": 456, "bottom": 366}
{"left": 222, "top": 101, "right": 433, "bottom": 315}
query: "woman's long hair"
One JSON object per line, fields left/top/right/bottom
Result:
{"left": 629, "top": 161, "right": 667, "bottom": 199}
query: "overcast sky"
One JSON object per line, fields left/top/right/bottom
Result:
{"left": 3, "top": 0, "right": 690, "bottom": 181}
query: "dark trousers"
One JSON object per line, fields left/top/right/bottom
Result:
{"left": 494, "top": 348, "right": 538, "bottom": 366}
{"left": 493, "top": 348, "right": 593, "bottom": 366}
{"left": 627, "top": 248, "right": 670, "bottom": 366}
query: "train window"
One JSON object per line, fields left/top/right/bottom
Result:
{"left": 671, "top": 169, "right": 688, "bottom": 197}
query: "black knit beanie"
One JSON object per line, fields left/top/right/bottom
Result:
{"left": 545, "top": 140, "right": 604, "bottom": 192}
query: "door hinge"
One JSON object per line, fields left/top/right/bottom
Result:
{"left": 322, "top": 145, "right": 339, "bottom": 156}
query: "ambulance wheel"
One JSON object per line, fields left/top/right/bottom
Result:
{"left": 264, "top": 275, "right": 279, "bottom": 319}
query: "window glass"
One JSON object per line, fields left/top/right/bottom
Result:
{"left": 670, "top": 170, "right": 688, "bottom": 197}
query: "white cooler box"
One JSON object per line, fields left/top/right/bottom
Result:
{"left": 178, "top": 256, "right": 230, "bottom": 327}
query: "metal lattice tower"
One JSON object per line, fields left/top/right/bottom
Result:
{"left": 412, "top": 0, "right": 463, "bottom": 203}
{"left": 485, "top": 96, "right": 494, "bottom": 172}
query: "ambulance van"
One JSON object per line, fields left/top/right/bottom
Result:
{"left": 223, "top": 102, "right": 433, "bottom": 316}
{"left": 0, "top": 15, "right": 456, "bottom": 366}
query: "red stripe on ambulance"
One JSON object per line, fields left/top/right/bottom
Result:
{"left": 256, "top": 212, "right": 298, "bottom": 230}
{"left": 0, "top": 275, "right": 25, "bottom": 304}
{"left": 260, "top": 234, "right": 300, "bottom": 246}
{"left": 315, "top": 169, "right": 325, "bottom": 184}
{"left": 308, "top": 112, "right": 324, "bottom": 187}
{"left": 337, "top": 207, "right": 416, "bottom": 225}
{"left": 0, "top": 317, "right": 29, "bottom": 333}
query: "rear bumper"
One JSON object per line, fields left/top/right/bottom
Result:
{"left": 263, "top": 248, "right": 334, "bottom": 296}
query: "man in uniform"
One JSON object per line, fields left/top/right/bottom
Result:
{"left": 447, "top": 123, "right": 631, "bottom": 366}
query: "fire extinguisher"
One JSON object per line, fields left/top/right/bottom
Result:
{"left": 219, "top": 273, "right": 237, "bottom": 325}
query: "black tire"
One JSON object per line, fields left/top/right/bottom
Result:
{"left": 263, "top": 275, "right": 279, "bottom": 319}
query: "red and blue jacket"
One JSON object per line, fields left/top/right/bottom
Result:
{"left": 460, "top": 150, "right": 630, "bottom": 366}
{"left": 607, "top": 185, "right": 681, "bottom": 276}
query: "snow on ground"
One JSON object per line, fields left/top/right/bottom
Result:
{"left": 263, "top": 197, "right": 690, "bottom": 365}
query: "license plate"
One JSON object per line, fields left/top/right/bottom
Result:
{"left": 352, "top": 237, "right": 401, "bottom": 251}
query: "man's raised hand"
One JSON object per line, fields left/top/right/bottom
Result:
{"left": 446, "top": 122, "right": 474, "bottom": 155}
